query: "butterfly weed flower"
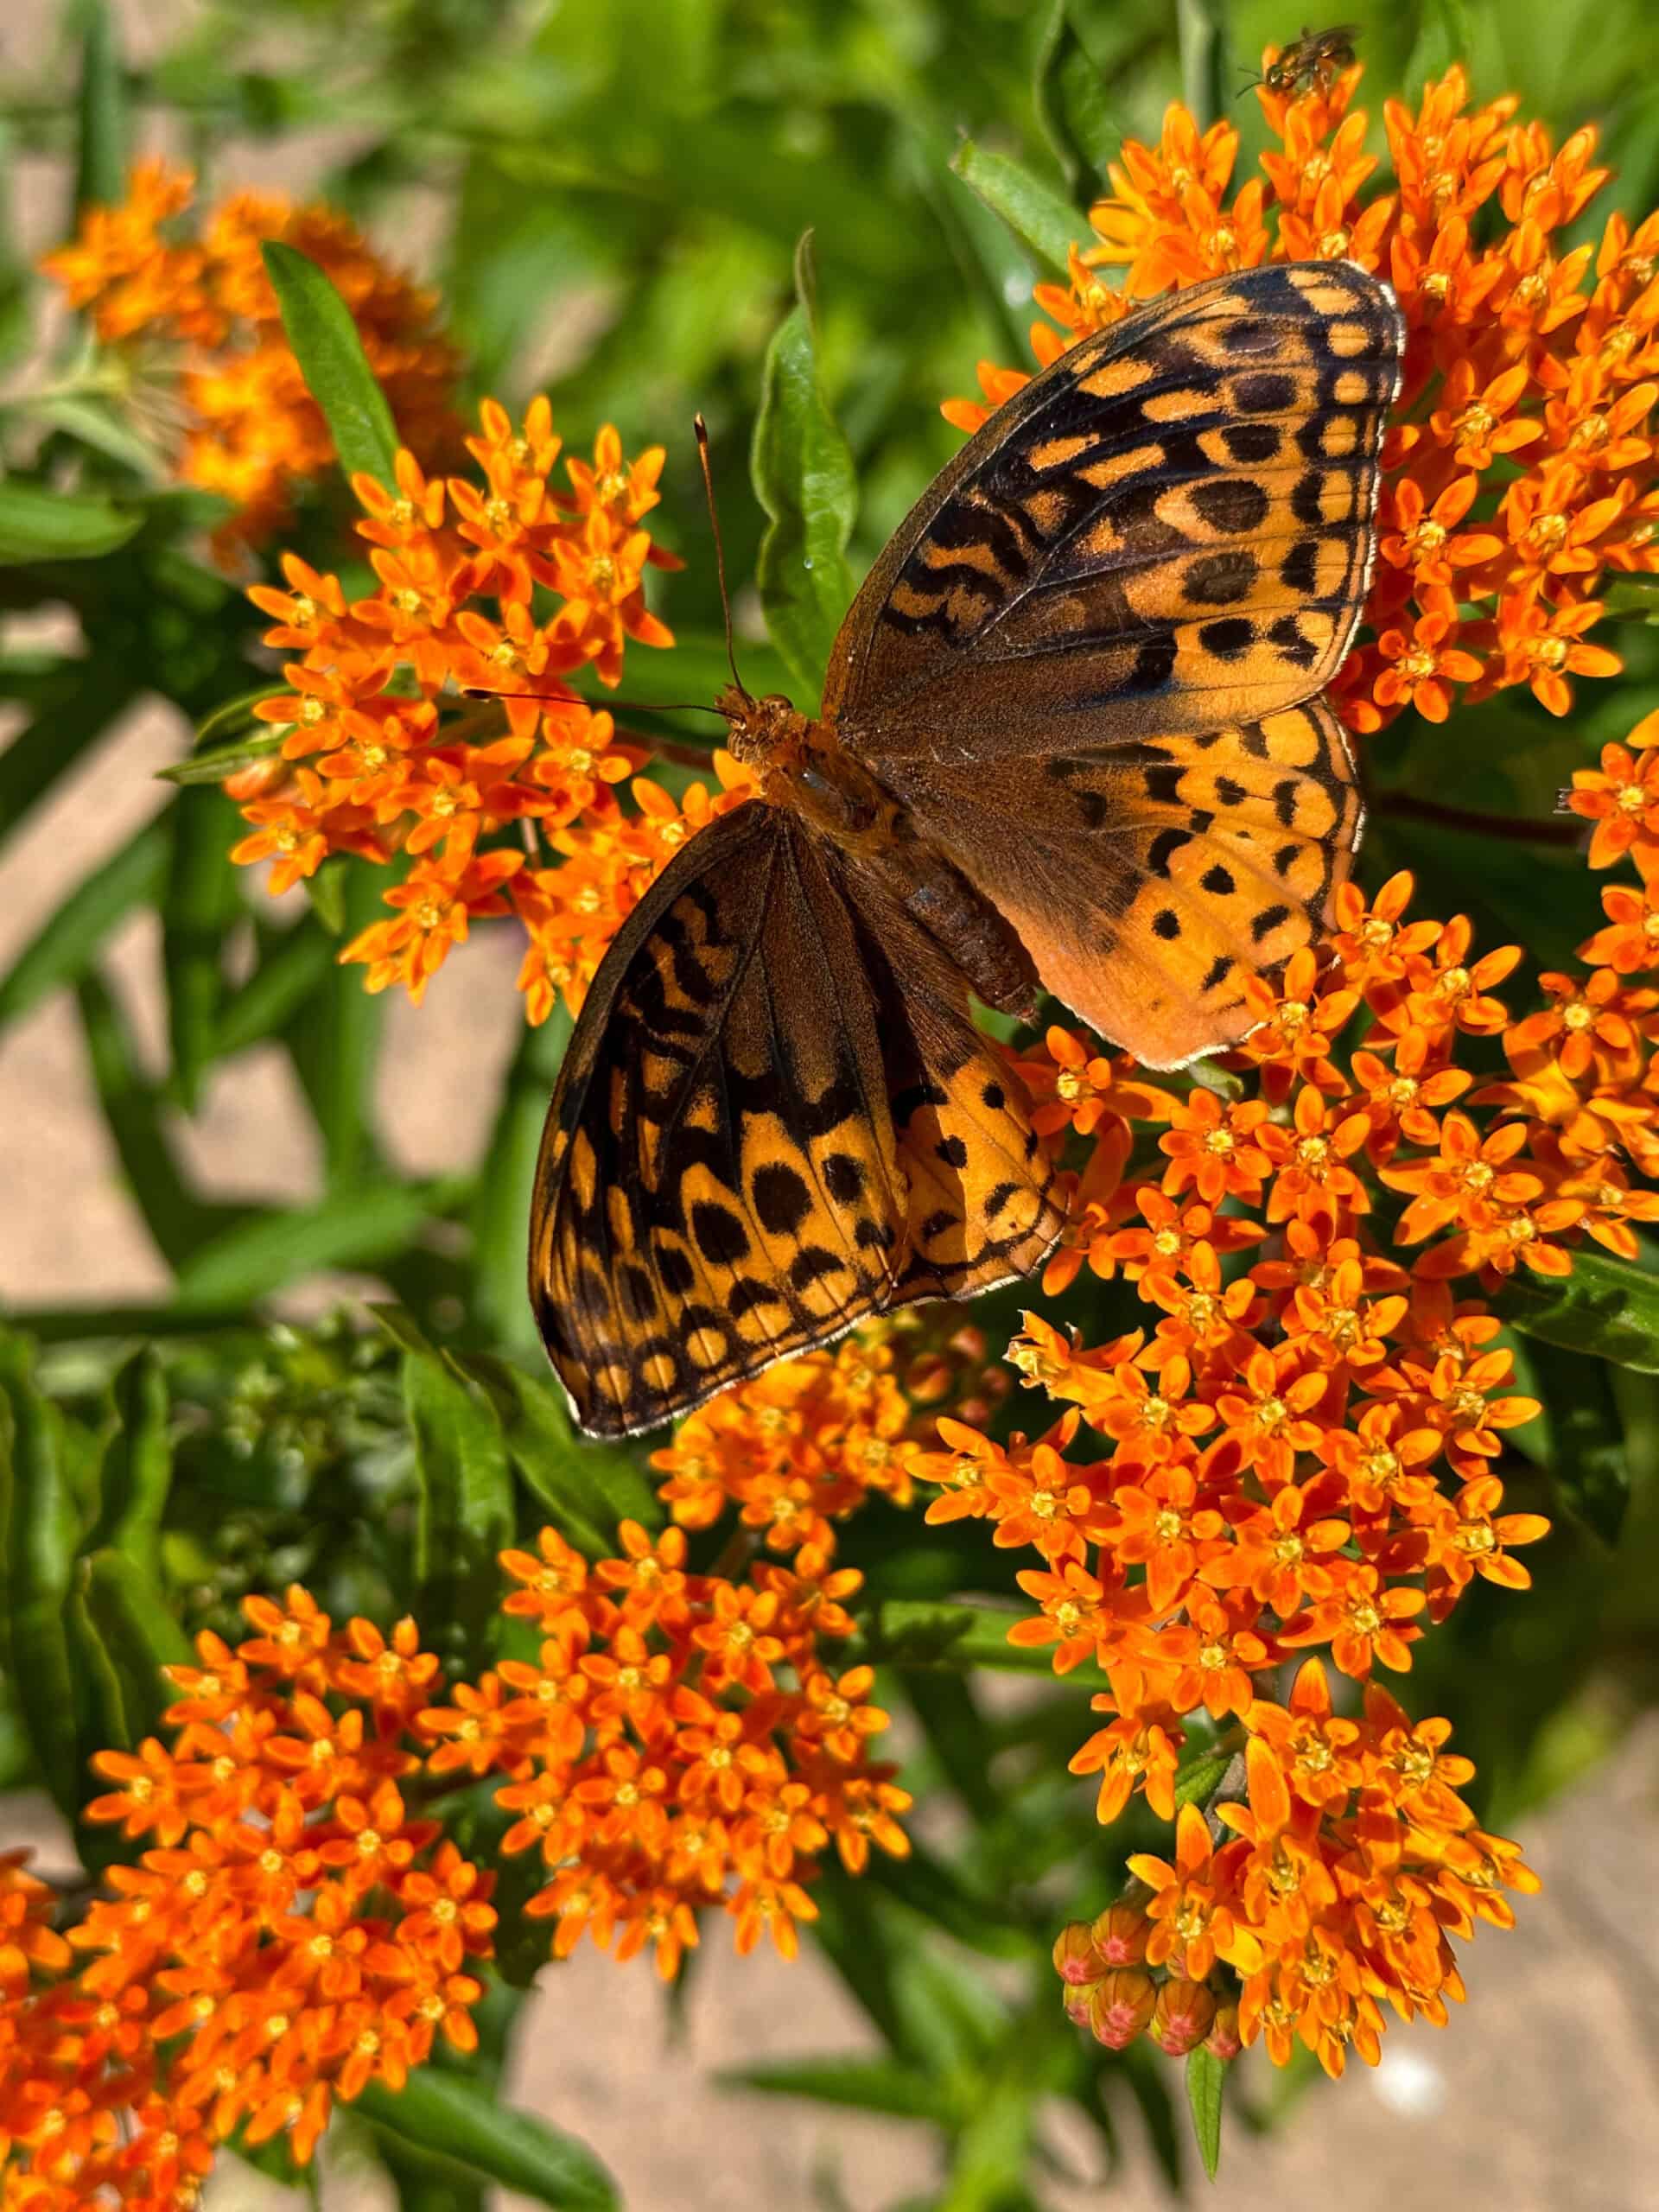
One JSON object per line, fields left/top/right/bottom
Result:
{"left": 0, "top": 1591, "right": 490, "bottom": 2202}
{"left": 41, "top": 159, "right": 459, "bottom": 558}
{"left": 226, "top": 395, "right": 726, "bottom": 1016}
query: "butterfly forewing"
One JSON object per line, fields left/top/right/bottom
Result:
{"left": 820, "top": 259, "right": 1401, "bottom": 1066}
{"left": 825, "top": 260, "right": 1402, "bottom": 745}
{"left": 531, "top": 804, "right": 1063, "bottom": 1435}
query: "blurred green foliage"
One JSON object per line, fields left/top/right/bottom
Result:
{"left": 5, "top": 0, "right": 1659, "bottom": 2202}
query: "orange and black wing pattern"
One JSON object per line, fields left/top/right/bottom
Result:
{"left": 530, "top": 804, "right": 1062, "bottom": 1436}
{"left": 822, "top": 259, "right": 1402, "bottom": 1065}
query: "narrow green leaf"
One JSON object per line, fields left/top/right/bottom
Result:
{"left": 86, "top": 1346, "right": 172, "bottom": 1569}
{"left": 287, "top": 860, "right": 386, "bottom": 1181}
{"left": 195, "top": 686, "right": 289, "bottom": 748}
{"left": 29, "top": 393, "right": 162, "bottom": 476}
{"left": 859, "top": 1598, "right": 1106, "bottom": 1685}
{"left": 302, "top": 856, "right": 351, "bottom": 936}
{"left": 71, "top": 1546, "right": 191, "bottom": 1752}
{"left": 0, "top": 1335, "right": 88, "bottom": 1814}
{"left": 750, "top": 232, "right": 858, "bottom": 702}
{"left": 214, "top": 922, "right": 334, "bottom": 1058}
{"left": 470, "top": 1007, "right": 571, "bottom": 1357}
{"left": 0, "top": 482, "right": 142, "bottom": 564}
{"left": 72, "top": 0, "right": 128, "bottom": 217}
{"left": 464, "top": 1355, "right": 661, "bottom": 1554}
{"left": 1494, "top": 1244, "right": 1659, "bottom": 1373}
{"left": 1176, "top": 0, "right": 1227, "bottom": 132}
{"left": 1173, "top": 1747, "right": 1236, "bottom": 1810}
{"left": 171, "top": 1182, "right": 460, "bottom": 1311}
{"left": 950, "top": 141, "right": 1077, "bottom": 276}
{"left": 162, "top": 785, "right": 242, "bottom": 1110}
{"left": 719, "top": 2056, "right": 959, "bottom": 2126}
{"left": 1033, "top": 2, "right": 1124, "bottom": 193}
{"left": 863, "top": 1837, "right": 1033, "bottom": 1958}
{"left": 0, "top": 664, "right": 138, "bottom": 854}
{"left": 0, "top": 819, "right": 167, "bottom": 1027}
{"left": 1185, "top": 2046, "right": 1224, "bottom": 2182}
{"left": 1527, "top": 1339, "right": 1630, "bottom": 1544}
{"left": 379, "top": 1311, "right": 514, "bottom": 1656}
{"left": 156, "top": 729, "right": 287, "bottom": 787}
{"left": 261, "top": 239, "right": 400, "bottom": 492}
{"left": 354, "top": 2071, "right": 618, "bottom": 2209}
{"left": 76, "top": 972, "right": 217, "bottom": 1273}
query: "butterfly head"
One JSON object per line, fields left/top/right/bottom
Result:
{"left": 716, "top": 682, "right": 812, "bottom": 770}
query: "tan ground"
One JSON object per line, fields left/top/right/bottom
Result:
{"left": 3, "top": 14, "right": 1657, "bottom": 2203}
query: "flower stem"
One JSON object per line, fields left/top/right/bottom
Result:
{"left": 1372, "top": 788, "right": 1586, "bottom": 847}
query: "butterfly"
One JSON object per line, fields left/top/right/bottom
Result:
{"left": 1243, "top": 24, "right": 1361, "bottom": 99}
{"left": 531, "top": 258, "right": 1405, "bottom": 1437}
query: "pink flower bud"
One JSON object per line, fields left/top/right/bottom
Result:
{"left": 1149, "top": 1977, "right": 1216, "bottom": 2057}
{"left": 1087, "top": 1969, "right": 1157, "bottom": 2050}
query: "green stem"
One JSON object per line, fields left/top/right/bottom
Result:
{"left": 1373, "top": 787, "right": 1586, "bottom": 848}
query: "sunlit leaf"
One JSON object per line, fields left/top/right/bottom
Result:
{"left": 354, "top": 2072, "right": 618, "bottom": 2209}
{"left": 261, "top": 238, "right": 401, "bottom": 492}
{"left": 1185, "top": 2045, "right": 1224, "bottom": 2182}
{"left": 950, "top": 140, "right": 1078, "bottom": 274}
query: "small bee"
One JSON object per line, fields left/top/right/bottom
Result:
{"left": 1242, "top": 23, "right": 1360, "bottom": 99}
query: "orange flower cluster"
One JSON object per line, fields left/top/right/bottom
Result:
{"left": 1052, "top": 1681, "right": 1540, "bottom": 2074}
{"left": 2, "top": 1593, "right": 490, "bottom": 2205}
{"left": 910, "top": 861, "right": 1649, "bottom": 2075}
{"left": 226, "top": 404, "right": 745, "bottom": 1015}
{"left": 946, "top": 62, "right": 1659, "bottom": 728}
{"left": 647, "top": 1325, "right": 1004, "bottom": 1548}
{"left": 417, "top": 1510, "right": 910, "bottom": 1978}
{"left": 41, "top": 159, "right": 459, "bottom": 553}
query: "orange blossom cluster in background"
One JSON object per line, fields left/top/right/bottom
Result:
{"left": 41, "top": 159, "right": 460, "bottom": 555}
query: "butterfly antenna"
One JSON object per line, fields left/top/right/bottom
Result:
{"left": 460, "top": 686, "right": 725, "bottom": 718}
{"left": 695, "top": 412, "right": 750, "bottom": 704}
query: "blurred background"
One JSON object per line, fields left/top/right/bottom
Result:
{"left": 4, "top": 0, "right": 1659, "bottom": 2205}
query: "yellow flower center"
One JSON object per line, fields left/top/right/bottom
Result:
{"left": 420, "top": 1993, "right": 448, "bottom": 2023}
{"left": 588, "top": 555, "right": 617, "bottom": 594}
{"left": 1456, "top": 403, "right": 1496, "bottom": 442}
{"left": 1053, "top": 1600, "right": 1084, "bottom": 1636}
{"left": 311, "top": 1933, "right": 334, "bottom": 1958}
{"left": 1319, "top": 226, "right": 1351, "bottom": 258}
{"left": 1153, "top": 1226, "right": 1182, "bottom": 1257}
{"left": 391, "top": 497, "right": 416, "bottom": 526}
{"left": 823, "top": 1694, "right": 852, "bottom": 1724}
{"left": 414, "top": 896, "right": 449, "bottom": 931}
{"left": 613, "top": 1781, "right": 639, "bottom": 1808}
{"left": 1055, "top": 1065, "right": 1088, "bottom": 1103}
{"left": 1297, "top": 1737, "right": 1333, "bottom": 1776}
{"left": 484, "top": 496, "right": 515, "bottom": 535}
{"left": 291, "top": 594, "right": 318, "bottom": 626}
{"left": 1462, "top": 1160, "right": 1495, "bottom": 1194}
{"left": 182, "top": 1870, "right": 208, "bottom": 1898}
{"left": 1324, "top": 1304, "right": 1360, "bottom": 1345}
{"left": 1506, "top": 1213, "right": 1537, "bottom": 1243}
{"left": 1401, "top": 645, "right": 1438, "bottom": 682}
{"left": 1533, "top": 636, "right": 1569, "bottom": 671}
{"left": 1457, "top": 1520, "right": 1497, "bottom": 1555}
{"left": 1257, "top": 1395, "right": 1287, "bottom": 1430}
{"left": 1561, "top": 999, "right": 1594, "bottom": 1030}
{"left": 1203, "top": 1126, "right": 1235, "bottom": 1155}
{"left": 299, "top": 695, "right": 327, "bottom": 726}
{"left": 1617, "top": 782, "right": 1649, "bottom": 812}
{"left": 355, "top": 1828, "right": 382, "bottom": 1856}
{"left": 1278, "top": 998, "right": 1309, "bottom": 1033}
{"left": 1198, "top": 1639, "right": 1229, "bottom": 1671}
{"left": 129, "top": 1776, "right": 155, "bottom": 1802}
{"left": 596, "top": 467, "right": 632, "bottom": 505}
{"left": 1409, "top": 518, "right": 1447, "bottom": 556}
{"left": 432, "top": 1896, "right": 460, "bottom": 1923}
{"left": 1569, "top": 411, "right": 1610, "bottom": 452}
{"left": 568, "top": 747, "right": 594, "bottom": 773}
{"left": 1437, "top": 964, "right": 1471, "bottom": 1001}
{"left": 1154, "top": 1508, "right": 1184, "bottom": 1542}
{"left": 1271, "top": 1531, "right": 1304, "bottom": 1566}
{"left": 1363, "top": 1446, "right": 1401, "bottom": 1488}
{"left": 1186, "top": 1290, "right": 1219, "bottom": 1329}
{"left": 1348, "top": 1599, "right": 1381, "bottom": 1637}
{"left": 458, "top": 1716, "right": 482, "bottom": 1740}
{"left": 1526, "top": 512, "right": 1568, "bottom": 554}
{"left": 1141, "top": 1393, "right": 1173, "bottom": 1430}
{"left": 393, "top": 588, "right": 423, "bottom": 615}
{"left": 1388, "top": 1076, "right": 1420, "bottom": 1109}
{"left": 1297, "top": 1134, "right": 1331, "bottom": 1170}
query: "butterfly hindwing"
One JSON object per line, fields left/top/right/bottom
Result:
{"left": 824, "top": 259, "right": 1402, "bottom": 748}
{"left": 855, "top": 696, "right": 1361, "bottom": 1067}
{"left": 531, "top": 804, "right": 1063, "bottom": 1435}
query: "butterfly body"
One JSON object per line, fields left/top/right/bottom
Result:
{"left": 721, "top": 682, "right": 1043, "bottom": 1018}
{"left": 532, "top": 259, "right": 1405, "bottom": 1437}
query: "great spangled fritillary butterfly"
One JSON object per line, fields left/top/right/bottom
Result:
{"left": 531, "top": 259, "right": 1405, "bottom": 1437}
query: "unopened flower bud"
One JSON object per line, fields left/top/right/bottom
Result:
{"left": 1204, "top": 2000, "right": 1243, "bottom": 2062}
{"left": 1149, "top": 1977, "right": 1216, "bottom": 2057}
{"left": 1090, "top": 1902, "right": 1150, "bottom": 1967}
{"left": 1087, "top": 1969, "right": 1157, "bottom": 2050}
{"left": 1052, "top": 1919, "right": 1104, "bottom": 1986}
{"left": 1061, "top": 1977, "right": 1100, "bottom": 2028}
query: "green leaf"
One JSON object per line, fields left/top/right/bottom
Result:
{"left": 70, "top": 1547, "right": 191, "bottom": 1752}
{"left": 859, "top": 1599, "right": 1106, "bottom": 1685}
{"left": 1185, "top": 2046, "right": 1224, "bottom": 2182}
{"left": 353, "top": 2074, "right": 618, "bottom": 2210}
{"left": 170, "top": 1182, "right": 460, "bottom": 1310}
{"left": 750, "top": 232, "right": 858, "bottom": 702}
{"left": 1527, "top": 1339, "right": 1630, "bottom": 1544}
{"left": 0, "top": 1334, "right": 89, "bottom": 1814}
{"left": 1173, "top": 1747, "right": 1236, "bottom": 1810}
{"left": 950, "top": 141, "right": 1077, "bottom": 276}
{"left": 86, "top": 1346, "right": 172, "bottom": 1569}
{"left": 76, "top": 973, "right": 218, "bottom": 1273}
{"left": 0, "top": 483, "right": 141, "bottom": 564}
{"left": 1176, "top": 0, "right": 1228, "bottom": 132}
{"left": 470, "top": 1008, "right": 571, "bottom": 1357}
{"left": 720, "top": 2056, "right": 959, "bottom": 2126}
{"left": 156, "top": 729, "right": 288, "bottom": 786}
{"left": 0, "top": 818, "right": 167, "bottom": 1027}
{"left": 214, "top": 923, "right": 334, "bottom": 1058}
{"left": 162, "top": 785, "right": 242, "bottom": 1110}
{"left": 378, "top": 1310, "right": 514, "bottom": 1656}
{"left": 464, "top": 1355, "right": 661, "bottom": 1554}
{"left": 302, "top": 856, "right": 352, "bottom": 936}
{"left": 0, "top": 664, "right": 139, "bottom": 856}
{"left": 71, "top": 0, "right": 128, "bottom": 217}
{"left": 261, "top": 239, "right": 400, "bottom": 492}
{"left": 1494, "top": 1244, "right": 1659, "bottom": 1374}
{"left": 1033, "top": 2, "right": 1124, "bottom": 194}
{"left": 287, "top": 860, "right": 386, "bottom": 1181}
